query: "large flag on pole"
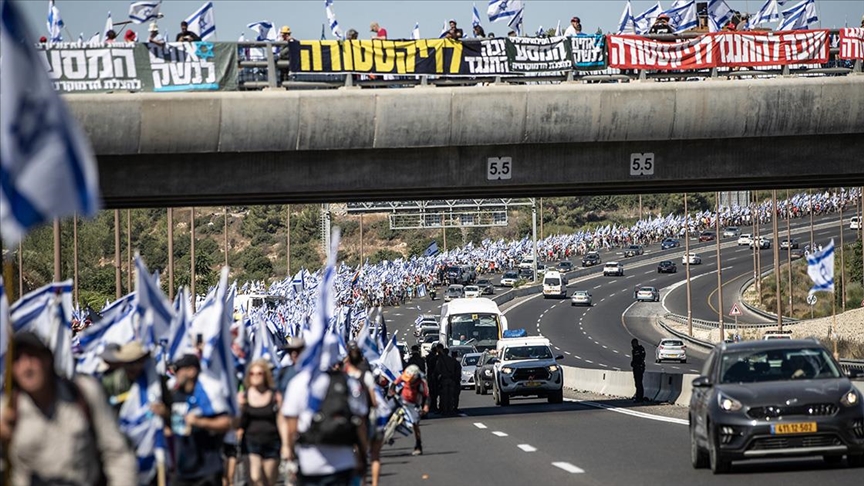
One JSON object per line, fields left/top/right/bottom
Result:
{"left": 185, "top": 2, "right": 216, "bottom": 40}
{"left": 47, "top": 0, "right": 64, "bottom": 43}
{"left": 103, "top": 11, "right": 114, "bottom": 40}
{"left": 617, "top": 0, "right": 637, "bottom": 34}
{"left": 248, "top": 21, "right": 276, "bottom": 41}
{"left": 634, "top": 2, "right": 663, "bottom": 34}
{"left": 411, "top": 22, "right": 421, "bottom": 40}
{"left": 751, "top": 0, "right": 786, "bottom": 26}
{"left": 195, "top": 267, "right": 238, "bottom": 416}
{"left": 128, "top": 1, "right": 162, "bottom": 24}
{"left": 508, "top": 6, "right": 524, "bottom": 35}
{"left": 660, "top": 0, "right": 699, "bottom": 33}
{"left": 117, "top": 359, "right": 166, "bottom": 486}
{"left": 707, "top": 0, "right": 735, "bottom": 32}
{"left": 324, "top": 0, "right": 344, "bottom": 40}
{"left": 488, "top": 0, "right": 523, "bottom": 24}
{"left": 806, "top": 239, "right": 834, "bottom": 296}
{"left": 472, "top": 3, "right": 482, "bottom": 27}
{"left": 9, "top": 280, "right": 75, "bottom": 378}
{"left": 777, "top": 0, "right": 818, "bottom": 31}
{"left": 1, "top": 0, "right": 101, "bottom": 247}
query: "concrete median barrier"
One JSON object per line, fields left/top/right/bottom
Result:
{"left": 563, "top": 364, "right": 699, "bottom": 406}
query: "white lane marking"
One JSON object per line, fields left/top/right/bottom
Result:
{"left": 554, "top": 346, "right": 560, "bottom": 350}
{"left": 624, "top": 354, "right": 631, "bottom": 358}
{"left": 690, "top": 369, "right": 699, "bottom": 373}
{"left": 474, "top": 422, "right": 487, "bottom": 429}
{"left": 582, "top": 331, "right": 587, "bottom": 335}
{"left": 600, "top": 298, "right": 606, "bottom": 302}
{"left": 626, "top": 275, "right": 635, "bottom": 279}
{"left": 567, "top": 399, "right": 688, "bottom": 425}
{"left": 671, "top": 366, "right": 681, "bottom": 370}
{"left": 593, "top": 285, "right": 602, "bottom": 290}
{"left": 564, "top": 351, "right": 571, "bottom": 355}
{"left": 613, "top": 367, "right": 621, "bottom": 371}
{"left": 648, "top": 278, "right": 657, "bottom": 282}
{"left": 392, "top": 313, "right": 402, "bottom": 316}
{"left": 585, "top": 359, "right": 593, "bottom": 364}
{"left": 602, "top": 345, "right": 608, "bottom": 349}
{"left": 492, "top": 431, "right": 508, "bottom": 437}
{"left": 609, "top": 280, "right": 618, "bottom": 284}
{"left": 613, "top": 350, "right": 619, "bottom": 354}
{"left": 600, "top": 363, "right": 608, "bottom": 368}
{"left": 517, "top": 444, "right": 537, "bottom": 452}
{"left": 552, "top": 462, "right": 585, "bottom": 474}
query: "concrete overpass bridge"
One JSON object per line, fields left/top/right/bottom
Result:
{"left": 66, "top": 76, "right": 864, "bottom": 208}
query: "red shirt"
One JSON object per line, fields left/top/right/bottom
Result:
{"left": 394, "top": 375, "right": 427, "bottom": 405}
{"left": 375, "top": 28, "right": 388, "bottom": 39}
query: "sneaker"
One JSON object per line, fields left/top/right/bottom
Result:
{"left": 412, "top": 448, "right": 423, "bottom": 456}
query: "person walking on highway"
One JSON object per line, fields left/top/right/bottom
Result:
{"left": 238, "top": 360, "right": 285, "bottom": 486}
{"left": 630, "top": 339, "right": 647, "bottom": 402}
{"left": 425, "top": 345, "right": 441, "bottom": 413}
{"left": 392, "top": 365, "right": 429, "bottom": 456}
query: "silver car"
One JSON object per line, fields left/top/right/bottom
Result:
{"left": 635, "top": 286, "right": 660, "bottom": 302}
{"left": 655, "top": 338, "right": 687, "bottom": 363}
{"left": 570, "top": 290, "right": 592, "bottom": 306}
{"left": 460, "top": 352, "right": 482, "bottom": 389}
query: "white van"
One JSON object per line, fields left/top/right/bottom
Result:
{"left": 542, "top": 270, "right": 567, "bottom": 299}
{"left": 439, "top": 298, "right": 508, "bottom": 351}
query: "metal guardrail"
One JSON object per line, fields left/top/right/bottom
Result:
{"left": 739, "top": 269, "right": 800, "bottom": 324}
{"left": 236, "top": 31, "right": 863, "bottom": 91}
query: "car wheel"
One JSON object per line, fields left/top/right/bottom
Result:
{"left": 548, "top": 389, "right": 563, "bottom": 404}
{"left": 709, "top": 426, "right": 732, "bottom": 474}
{"left": 691, "top": 424, "right": 709, "bottom": 469}
{"left": 848, "top": 453, "right": 864, "bottom": 468}
{"left": 500, "top": 392, "right": 510, "bottom": 406}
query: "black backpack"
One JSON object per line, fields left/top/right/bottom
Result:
{"left": 298, "top": 370, "right": 363, "bottom": 446}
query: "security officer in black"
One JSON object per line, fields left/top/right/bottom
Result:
{"left": 407, "top": 345, "right": 426, "bottom": 374}
{"left": 630, "top": 338, "right": 647, "bottom": 402}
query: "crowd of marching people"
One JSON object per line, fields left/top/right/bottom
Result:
{"left": 0, "top": 188, "right": 861, "bottom": 485}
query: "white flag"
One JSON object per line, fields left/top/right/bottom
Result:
{"left": 128, "top": 0, "right": 162, "bottom": 24}
{"left": 185, "top": 2, "right": 216, "bottom": 40}
{"left": 488, "top": 0, "right": 523, "bottom": 24}
{"left": 1, "top": 0, "right": 101, "bottom": 246}
{"left": 103, "top": 11, "right": 114, "bottom": 40}
{"left": 9, "top": 280, "right": 75, "bottom": 378}
{"left": 634, "top": 2, "right": 663, "bottom": 34}
{"left": 806, "top": 239, "right": 834, "bottom": 296}
{"left": 660, "top": 0, "right": 699, "bottom": 33}
{"left": 411, "top": 22, "right": 421, "bottom": 40}
{"left": 248, "top": 21, "right": 275, "bottom": 41}
{"left": 778, "top": 0, "right": 818, "bottom": 31}
{"left": 751, "top": 0, "right": 785, "bottom": 26}
{"left": 472, "top": 3, "right": 482, "bottom": 27}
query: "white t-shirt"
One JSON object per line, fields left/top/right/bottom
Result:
{"left": 564, "top": 25, "right": 582, "bottom": 37}
{"left": 282, "top": 371, "right": 369, "bottom": 476}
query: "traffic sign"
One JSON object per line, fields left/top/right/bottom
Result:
{"left": 807, "top": 294, "right": 818, "bottom": 306}
{"left": 729, "top": 303, "right": 742, "bottom": 317}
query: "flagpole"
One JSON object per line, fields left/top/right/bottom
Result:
{"left": 127, "top": 209, "right": 132, "bottom": 292}
{"left": 114, "top": 209, "right": 122, "bottom": 298}
{"left": 286, "top": 205, "right": 291, "bottom": 277}
{"left": 224, "top": 206, "right": 229, "bottom": 269}
{"left": 73, "top": 213, "right": 79, "bottom": 304}
{"left": 539, "top": 197, "right": 544, "bottom": 240}
{"left": 191, "top": 207, "right": 196, "bottom": 312}
{"left": 167, "top": 208, "right": 175, "bottom": 301}
{"left": 839, "top": 188, "right": 846, "bottom": 313}
{"left": 54, "top": 219, "right": 62, "bottom": 282}
{"left": 754, "top": 192, "right": 762, "bottom": 304}
{"left": 809, "top": 188, "right": 815, "bottom": 255}
{"left": 772, "top": 190, "right": 782, "bottom": 331}
{"left": 684, "top": 193, "right": 693, "bottom": 336}
{"left": 832, "top": 290, "right": 838, "bottom": 359}
{"left": 786, "top": 190, "right": 793, "bottom": 317}
{"left": 18, "top": 239, "right": 23, "bottom": 299}
{"left": 359, "top": 212, "right": 363, "bottom": 267}
{"left": 715, "top": 192, "right": 724, "bottom": 339}
{"left": 2, "top": 255, "right": 13, "bottom": 485}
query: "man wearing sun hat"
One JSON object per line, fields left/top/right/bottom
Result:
{"left": 147, "top": 21, "right": 165, "bottom": 46}
{"left": 100, "top": 341, "right": 152, "bottom": 412}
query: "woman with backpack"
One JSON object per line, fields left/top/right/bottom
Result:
{"left": 237, "top": 359, "right": 286, "bottom": 486}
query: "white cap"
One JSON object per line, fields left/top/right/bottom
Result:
{"left": 149, "top": 22, "right": 159, "bottom": 32}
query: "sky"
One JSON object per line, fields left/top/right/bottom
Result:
{"left": 19, "top": 0, "right": 863, "bottom": 42}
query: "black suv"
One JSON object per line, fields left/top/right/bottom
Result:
{"left": 689, "top": 340, "right": 864, "bottom": 474}
{"left": 581, "top": 252, "right": 601, "bottom": 267}
{"left": 657, "top": 260, "right": 677, "bottom": 273}
{"left": 558, "top": 261, "right": 573, "bottom": 272}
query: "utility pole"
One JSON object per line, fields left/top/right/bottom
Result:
{"left": 224, "top": 206, "right": 229, "bottom": 269}
{"left": 167, "top": 208, "right": 175, "bottom": 301}
{"left": 73, "top": 213, "right": 79, "bottom": 304}
{"left": 532, "top": 198, "right": 538, "bottom": 284}
{"left": 715, "top": 192, "right": 724, "bottom": 340}
{"left": 190, "top": 207, "right": 196, "bottom": 312}
{"left": 539, "top": 197, "right": 544, "bottom": 240}
{"left": 839, "top": 189, "right": 846, "bottom": 313}
{"left": 286, "top": 205, "right": 291, "bottom": 276}
{"left": 54, "top": 219, "right": 62, "bottom": 282}
{"left": 684, "top": 193, "right": 693, "bottom": 336}
{"left": 359, "top": 212, "right": 364, "bottom": 266}
{"left": 772, "top": 190, "right": 782, "bottom": 330}
{"left": 786, "top": 190, "right": 793, "bottom": 317}
{"left": 127, "top": 209, "right": 132, "bottom": 292}
{"left": 114, "top": 210, "right": 121, "bottom": 298}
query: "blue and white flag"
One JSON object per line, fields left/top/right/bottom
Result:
{"left": 247, "top": 21, "right": 276, "bottom": 41}
{"left": 554, "top": 20, "right": 561, "bottom": 36}
{"left": 185, "top": 2, "right": 216, "bottom": 40}
{"left": 324, "top": 0, "right": 344, "bottom": 40}
{"left": 9, "top": 280, "right": 75, "bottom": 378}
{"left": 167, "top": 287, "right": 193, "bottom": 364}
{"left": 118, "top": 359, "right": 166, "bottom": 485}
{"left": 439, "top": 20, "right": 449, "bottom": 38}
{"left": 374, "top": 334, "right": 403, "bottom": 382}
{"left": 777, "top": 0, "right": 818, "bottom": 31}
{"left": 488, "top": 0, "right": 523, "bottom": 24}
{"left": 661, "top": 0, "right": 699, "bottom": 33}
{"left": 47, "top": 0, "right": 64, "bottom": 43}
{"left": 1, "top": 0, "right": 101, "bottom": 247}
{"left": 424, "top": 241, "right": 440, "bottom": 257}
{"left": 634, "top": 2, "right": 663, "bottom": 34}
{"left": 0, "top": 278, "right": 9, "bottom": 390}
{"left": 751, "top": 0, "right": 786, "bottom": 26}
{"left": 535, "top": 24, "right": 544, "bottom": 36}
{"left": 707, "top": 0, "right": 735, "bottom": 32}
{"left": 76, "top": 295, "right": 137, "bottom": 375}
{"left": 472, "top": 3, "right": 482, "bottom": 27}
{"left": 411, "top": 22, "right": 421, "bottom": 40}
{"left": 103, "top": 11, "right": 114, "bottom": 40}
{"left": 508, "top": 6, "right": 524, "bottom": 35}
{"left": 806, "top": 239, "right": 834, "bottom": 296}
{"left": 128, "top": 0, "right": 161, "bottom": 24}
{"left": 196, "top": 267, "right": 238, "bottom": 416}
{"left": 135, "top": 255, "right": 173, "bottom": 351}
{"left": 618, "top": 0, "right": 637, "bottom": 34}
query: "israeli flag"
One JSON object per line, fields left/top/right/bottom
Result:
{"left": 135, "top": 255, "right": 173, "bottom": 351}
{"left": 128, "top": 0, "right": 162, "bottom": 24}
{"left": 411, "top": 22, "right": 421, "bottom": 40}
{"left": 374, "top": 334, "right": 403, "bottom": 382}
{"left": 633, "top": 1, "right": 662, "bottom": 33}
{"left": 103, "top": 12, "right": 113, "bottom": 41}
{"left": 47, "top": 0, "right": 64, "bottom": 43}
{"left": 167, "top": 287, "right": 194, "bottom": 364}
{"left": 554, "top": 19, "right": 561, "bottom": 36}
{"left": 1, "top": 1, "right": 101, "bottom": 247}
{"left": 660, "top": 0, "right": 699, "bottom": 33}
{"left": 9, "top": 280, "right": 75, "bottom": 378}
{"left": 76, "top": 297, "right": 137, "bottom": 375}
{"left": 196, "top": 267, "right": 238, "bottom": 416}
{"left": 778, "top": 0, "right": 818, "bottom": 31}
{"left": 118, "top": 358, "right": 166, "bottom": 486}
{"left": 751, "top": 0, "right": 786, "bottom": 26}
{"left": 707, "top": 0, "right": 735, "bottom": 32}
{"left": 0, "top": 278, "right": 9, "bottom": 390}
{"left": 488, "top": 0, "right": 523, "bottom": 24}
{"left": 472, "top": 3, "right": 482, "bottom": 27}
{"left": 324, "top": 0, "right": 344, "bottom": 40}
{"left": 508, "top": 6, "right": 524, "bottom": 35}
{"left": 806, "top": 239, "right": 834, "bottom": 296}
{"left": 535, "top": 24, "right": 544, "bottom": 37}
{"left": 248, "top": 21, "right": 275, "bottom": 41}
{"left": 618, "top": 0, "right": 637, "bottom": 34}
{"left": 87, "top": 31, "right": 101, "bottom": 45}
{"left": 185, "top": 2, "right": 216, "bottom": 40}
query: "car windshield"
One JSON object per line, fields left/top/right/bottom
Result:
{"left": 503, "top": 345, "right": 553, "bottom": 361}
{"left": 422, "top": 335, "right": 438, "bottom": 343}
{"left": 718, "top": 347, "right": 842, "bottom": 383}
{"left": 478, "top": 280, "right": 491, "bottom": 285}
{"left": 462, "top": 355, "right": 480, "bottom": 366}
{"left": 639, "top": 287, "right": 654, "bottom": 292}
{"left": 574, "top": 291, "right": 588, "bottom": 297}
{"left": 503, "top": 271, "right": 518, "bottom": 278}
{"left": 661, "top": 340, "right": 684, "bottom": 347}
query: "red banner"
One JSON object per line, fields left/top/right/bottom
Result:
{"left": 608, "top": 30, "right": 830, "bottom": 70}
{"left": 839, "top": 28, "right": 864, "bottom": 60}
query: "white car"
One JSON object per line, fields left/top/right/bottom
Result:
{"left": 635, "top": 287, "right": 660, "bottom": 302}
{"left": 463, "top": 285, "right": 481, "bottom": 298}
{"left": 852, "top": 216, "right": 861, "bottom": 230}
{"left": 570, "top": 290, "right": 592, "bottom": 306}
{"left": 722, "top": 226, "right": 740, "bottom": 238}
{"left": 603, "top": 262, "right": 624, "bottom": 276}
{"left": 500, "top": 270, "right": 518, "bottom": 287}
{"left": 655, "top": 338, "right": 687, "bottom": 363}
{"left": 737, "top": 233, "right": 753, "bottom": 246}
{"left": 460, "top": 352, "right": 482, "bottom": 389}
{"left": 519, "top": 258, "right": 535, "bottom": 269}
{"left": 682, "top": 252, "right": 702, "bottom": 265}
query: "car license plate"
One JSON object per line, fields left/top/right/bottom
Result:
{"left": 771, "top": 422, "right": 817, "bottom": 435}
{"left": 525, "top": 381, "right": 541, "bottom": 387}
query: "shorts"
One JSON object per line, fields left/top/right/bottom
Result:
{"left": 404, "top": 404, "right": 421, "bottom": 425}
{"left": 222, "top": 441, "right": 245, "bottom": 458}
{"left": 246, "top": 438, "right": 281, "bottom": 459}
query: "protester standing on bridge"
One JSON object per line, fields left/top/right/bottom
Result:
{"left": 630, "top": 339, "right": 647, "bottom": 402}
{"left": 176, "top": 20, "right": 201, "bottom": 41}
{"left": 238, "top": 360, "right": 285, "bottom": 486}
{"left": 147, "top": 22, "right": 166, "bottom": 46}
{"left": 0, "top": 332, "right": 137, "bottom": 485}
{"left": 564, "top": 17, "right": 582, "bottom": 36}
{"left": 648, "top": 14, "right": 674, "bottom": 34}
{"left": 370, "top": 22, "right": 387, "bottom": 39}
{"left": 473, "top": 24, "right": 486, "bottom": 38}
{"left": 346, "top": 28, "right": 358, "bottom": 40}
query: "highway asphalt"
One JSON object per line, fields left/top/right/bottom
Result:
{"left": 370, "top": 213, "right": 862, "bottom": 484}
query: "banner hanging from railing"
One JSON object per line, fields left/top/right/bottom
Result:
{"left": 838, "top": 28, "right": 864, "bottom": 60}
{"left": 505, "top": 36, "right": 572, "bottom": 73}
{"left": 570, "top": 34, "right": 607, "bottom": 70}
{"left": 40, "top": 41, "right": 237, "bottom": 93}
{"left": 608, "top": 30, "right": 830, "bottom": 70}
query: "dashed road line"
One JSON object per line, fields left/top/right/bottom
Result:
{"left": 564, "top": 351, "right": 571, "bottom": 355}
{"left": 600, "top": 363, "right": 608, "bottom": 368}
{"left": 585, "top": 359, "right": 593, "bottom": 364}
{"left": 613, "top": 350, "right": 619, "bottom": 354}
{"left": 517, "top": 444, "right": 537, "bottom": 452}
{"left": 552, "top": 462, "right": 585, "bottom": 474}
{"left": 567, "top": 399, "right": 688, "bottom": 425}
{"left": 626, "top": 275, "right": 635, "bottom": 279}
{"left": 474, "top": 422, "right": 487, "bottom": 429}
{"left": 593, "top": 285, "right": 602, "bottom": 289}
{"left": 602, "top": 345, "right": 608, "bottom": 349}
{"left": 492, "top": 431, "right": 508, "bottom": 437}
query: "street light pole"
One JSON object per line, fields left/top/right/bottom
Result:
{"left": 684, "top": 193, "right": 693, "bottom": 337}
{"left": 532, "top": 198, "right": 538, "bottom": 284}
{"left": 715, "top": 192, "right": 724, "bottom": 340}
{"left": 772, "top": 190, "right": 783, "bottom": 331}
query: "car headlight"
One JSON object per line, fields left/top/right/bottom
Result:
{"left": 548, "top": 365, "right": 559, "bottom": 373}
{"left": 501, "top": 367, "right": 514, "bottom": 374}
{"left": 717, "top": 392, "right": 743, "bottom": 412}
{"left": 841, "top": 389, "right": 860, "bottom": 407}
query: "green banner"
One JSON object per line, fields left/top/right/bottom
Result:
{"left": 41, "top": 41, "right": 237, "bottom": 93}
